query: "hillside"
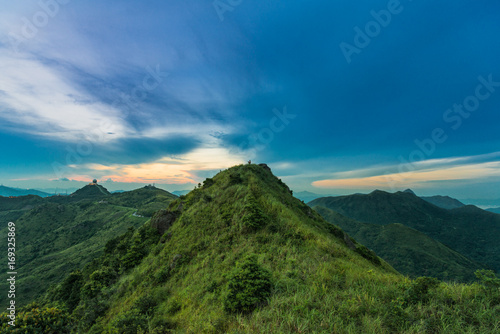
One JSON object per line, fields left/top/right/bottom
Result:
{"left": 0, "top": 185, "right": 177, "bottom": 308}
{"left": 487, "top": 207, "right": 500, "bottom": 214}
{"left": 313, "top": 206, "right": 485, "bottom": 282}
{"left": 421, "top": 195, "right": 465, "bottom": 210}
{"left": 107, "top": 185, "right": 178, "bottom": 217}
{"left": 17, "top": 164, "right": 499, "bottom": 333}
{"left": 309, "top": 191, "right": 500, "bottom": 273}
{"left": 0, "top": 185, "right": 51, "bottom": 198}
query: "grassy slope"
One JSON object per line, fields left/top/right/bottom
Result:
{"left": 49, "top": 164, "right": 499, "bottom": 333}
{"left": 314, "top": 206, "right": 484, "bottom": 282}
{"left": 309, "top": 191, "right": 500, "bottom": 272}
{"left": 0, "top": 187, "right": 176, "bottom": 308}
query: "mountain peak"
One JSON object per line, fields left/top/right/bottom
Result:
{"left": 70, "top": 183, "right": 111, "bottom": 199}
{"left": 403, "top": 188, "right": 416, "bottom": 195}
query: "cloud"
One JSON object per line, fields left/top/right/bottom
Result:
{"left": 0, "top": 48, "right": 132, "bottom": 142}
{"left": 312, "top": 153, "right": 500, "bottom": 190}
{"left": 66, "top": 146, "right": 247, "bottom": 185}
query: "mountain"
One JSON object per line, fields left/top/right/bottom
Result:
{"left": 294, "top": 190, "right": 326, "bottom": 203}
{"left": 313, "top": 206, "right": 485, "bottom": 282}
{"left": 309, "top": 190, "right": 500, "bottom": 273}
{"left": 0, "top": 185, "right": 51, "bottom": 198}
{"left": 486, "top": 207, "right": 500, "bottom": 214}
{"left": 172, "top": 189, "right": 191, "bottom": 196}
{"left": 15, "top": 164, "right": 498, "bottom": 333}
{"left": 69, "top": 183, "right": 111, "bottom": 199}
{"left": 107, "top": 185, "right": 178, "bottom": 217}
{"left": 0, "top": 184, "right": 177, "bottom": 308}
{"left": 421, "top": 195, "right": 465, "bottom": 210}
{"left": 460, "top": 198, "right": 500, "bottom": 207}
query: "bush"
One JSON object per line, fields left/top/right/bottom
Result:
{"left": 0, "top": 303, "right": 73, "bottom": 333}
{"left": 57, "top": 270, "right": 84, "bottom": 312}
{"left": 241, "top": 194, "right": 267, "bottom": 231}
{"left": 166, "top": 298, "right": 182, "bottom": 315}
{"left": 155, "top": 267, "right": 171, "bottom": 283}
{"left": 404, "top": 276, "right": 440, "bottom": 305}
{"left": 223, "top": 255, "right": 272, "bottom": 314}
{"left": 81, "top": 267, "right": 117, "bottom": 300}
{"left": 354, "top": 245, "right": 381, "bottom": 266}
{"left": 475, "top": 269, "right": 500, "bottom": 290}
{"left": 134, "top": 295, "right": 157, "bottom": 316}
{"left": 111, "top": 309, "right": 148, "bottom": 334}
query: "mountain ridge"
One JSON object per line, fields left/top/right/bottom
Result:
{"left": 309, "top": 190, "right": 500, "bottom": 273}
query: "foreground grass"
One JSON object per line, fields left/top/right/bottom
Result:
{"left": 1, "top": 165, "right": 499, "bottom": 333}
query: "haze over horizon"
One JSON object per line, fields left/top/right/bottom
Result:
{"left": 1, "top": 0, "right": 500, "bottom": 200}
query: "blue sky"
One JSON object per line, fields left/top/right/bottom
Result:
{"left": 1, "top": 0, "right": 500, "bottom": 200}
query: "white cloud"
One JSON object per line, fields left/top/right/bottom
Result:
{"left": 0, "top": 48, "right": 133, "bottom": 142}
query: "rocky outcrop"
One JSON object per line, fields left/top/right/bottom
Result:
{"left": 259, "top": 163, "right": 271, "bottom": 172}
{"left": 151, "top": 209, "right": 180, "bottom": 235}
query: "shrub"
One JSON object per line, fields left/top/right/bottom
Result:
{"left": 111, "top": 309, "right": 148, "bottom": 334}
{"left": 404, "top": 276, "right": 440, "bottom": 305}
{"left": 166, "top": 298, "right": 182, "bottom": 315}
{"left": 223, "top": 255, "right": 272, "bottom": 314}
{"left": 475, "top": 269, "right": 500, "bottom": 290}
{"left": 241, "top": 194, "right": 267, "bottom": 231}
{"left": 203, "top": 178, "right": 215, "bottom": 188}
{"left": 81, "top": 267, "right": 117, "bottom": 300}
{"left": 57, "top": 270, "right": 84, "bottom": 312}
{"left": 154, "top": 267, "right": 171, "bottom": 283}
{"left": 134, "top": 295, "right": 157, "bottom": 316}
{"left": 0, "top": 303, "right": 73, "bottom": 333}
{"left": 354, "top": 245, "right": 381, "bottom": 266}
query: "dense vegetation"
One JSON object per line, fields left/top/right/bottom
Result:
{"left": 313, "top": 206, "right": 485, "bottom": 282}
{"left": 309, "top": 190, "right": 500, "bottom": 273}
{"left": 2, "top": 164, "right": 498, "bottom": 333}
{"left": 0, "top": 185, "right": 176, "bottom": 308}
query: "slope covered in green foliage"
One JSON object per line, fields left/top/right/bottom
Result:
{"left": 0, "top": 186, "right": 176, "bottom": 309}
{"left": 314, "top": 206, "right": 485, "bottom": 282}
{"left": 17, "top": 164, "right": 499, "bottom": 333}
{"left": 309, "top": 190, "right": 500, "bottom": 272}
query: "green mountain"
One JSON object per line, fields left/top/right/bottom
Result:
{"left": 11, "top": 164, "right": 498, "bottom": 333}
{"left": 309, "top": 190, "right": 500, "bottom": 273}
{"left": 313, "top": 206, "right": 485, "bottom": 282}
{"left": 0, "top": 185, "right": 51, "bottom": 198}
{"left": 294, "top": 191, "right": 325, "bottom": 203}
{"left": 487, "top": 207, "right": 500, "bottom": 214}
{"left": 0, "top": 185, "right": 176, "bottom": 309}
{"left": 421, "top": 195, "right": 465, "bottom": 210}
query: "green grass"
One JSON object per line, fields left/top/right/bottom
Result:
{"left": 309, "top": 191, "right": 500, "bottom": 273}
{"left": 16, "top": 164, "right": 499, "bottom": 333}
{"left": 0, "top": 186, "right": 176, "bottom": 309}
{"left": 314, "top": 205, "right": 485, "bottom": 282}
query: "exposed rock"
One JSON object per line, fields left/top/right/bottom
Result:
{"left": 151, "top": 209, "right": 180, "bottom": 235}
{"left": 259, "top": 163, "right": 271, "bottom": 172}
{"left": 170, "top": 254, "right": 183, "bottom": 269}
{"left": 343, "top": 232, "right": 357, "bottom": 250}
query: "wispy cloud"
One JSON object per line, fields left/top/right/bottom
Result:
{"left": 0, "top": 48, "right": 132, "bottom": 142}
{"left": 65, "top": 146, "right": 246, "bottom": 184}
{"left": 312, "top": 152, "right": 500, "bottom": 190}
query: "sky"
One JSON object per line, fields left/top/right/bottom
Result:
{"left": 1, "top": 0, "right": 500, "bottom": 200}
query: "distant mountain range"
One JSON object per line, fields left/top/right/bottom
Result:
{"left": 309, "top": 190, "right": 500, "bottom": 280}
{"left": 0, "top": 184, "right": 177, "bottom": 308}
{"left": 420, "top": 194, "right": 466, "bottom": 210}
{"left": 0, "top": 165, "right": 497, "bottom": 333}
{"left": 172, "top": 189, "right": 191, "bottom": 196}
{"left": 486, "top": 207, "right": 500, "bottom": 214}
{"left": 0, "top": 185, "right": 51, "bottom": 198}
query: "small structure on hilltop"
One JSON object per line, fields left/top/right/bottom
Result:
{"left": 89, "top": 179, "right": 98, "bottom": 185}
